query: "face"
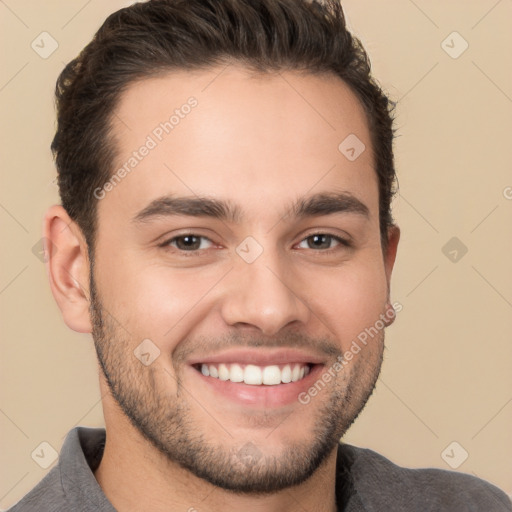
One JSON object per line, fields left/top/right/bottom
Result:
{"left": 89, "top": 65, "right": 399, "bottom": 493}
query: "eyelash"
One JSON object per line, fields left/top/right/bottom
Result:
{"left": 159, "top": 232, "right": 352, "bottom": 256}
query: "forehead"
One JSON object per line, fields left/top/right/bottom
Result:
{"left": 101, "top": 64, "right": 377, "bottom": 224}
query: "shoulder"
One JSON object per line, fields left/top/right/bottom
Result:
{"left": 6, "top": 427, "right": 108, "bottom": 512}
{"left": 6, "top": 467, "right": 68, "bottom": 512}
{"left": 340, "top": 443, "right": 512, "bottom": 511}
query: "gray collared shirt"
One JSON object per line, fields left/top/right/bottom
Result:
{"left": 7, "top": 427, "right": 512, "bottom": 511}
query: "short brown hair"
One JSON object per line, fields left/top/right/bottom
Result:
{"left": 52, "top": 0, "right": 398, "bottom": 255}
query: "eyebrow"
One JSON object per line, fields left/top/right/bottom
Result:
{"left": 131, "top": 191, "right": 370, "bottom": 224}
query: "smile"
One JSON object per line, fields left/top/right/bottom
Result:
{"left": 196, "top": 363, "right": 312, "bottom": 385}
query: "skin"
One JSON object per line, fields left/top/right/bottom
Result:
{"left": 44, "top": 64, "right": 400, "bottom": 512}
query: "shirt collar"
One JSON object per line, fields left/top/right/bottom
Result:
{"left": 61, "top": 426, "right": 364, "bottom": 511}
{"left": 60, "top": 426, "right": 116, "bottom": 511}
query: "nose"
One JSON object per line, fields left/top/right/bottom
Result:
{"left": 220, "top": 251, "right": 311, "bottom": 336}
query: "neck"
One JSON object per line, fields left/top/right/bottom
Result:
{"left": 95, "top": 394, "right": 339, "bottom": 512}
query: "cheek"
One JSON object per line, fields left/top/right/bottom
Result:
{"left": 98, "top": 259, "right": 224, "bottom": 348}
{"left": 304, "top": 259, "right": 388, "bottom": 349}
{"left": 95, "top": 240, "right": 388, "bottom": 356}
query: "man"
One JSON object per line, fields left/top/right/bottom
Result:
{"left": 9, "top": 0, "right": 511, "bottom": 510}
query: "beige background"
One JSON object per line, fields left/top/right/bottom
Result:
{"left": 1, "top": 0, "right": 511, "bottom": 508}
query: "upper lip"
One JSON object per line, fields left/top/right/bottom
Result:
{"left": 187, "top": 348, "right": 326, "bottom": 367}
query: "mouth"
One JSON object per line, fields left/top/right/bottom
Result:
{"left": 187, "top": 348, "right": 327, "bottom": 407}
{"left": 193, "top": 362, "right": 314, "bottom": 386}
{"left": 187, "top": 348, "right": 326, "bottom": 408}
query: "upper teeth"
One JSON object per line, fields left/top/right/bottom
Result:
{"left": 200, "top": 363, "right": 310, "bottom": 385}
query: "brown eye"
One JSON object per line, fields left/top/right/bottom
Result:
{"left": 165, "top": 235, "right": 213, "bottom": 251}
{"left": 298, "top": 234, "right": 349, "bottom": 250}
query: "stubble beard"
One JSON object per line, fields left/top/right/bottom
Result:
{"left": 89, "top": 274, "right": 384, "bottom": 494}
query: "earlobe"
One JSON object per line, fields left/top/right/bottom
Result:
{"left": 43, "top": 205, "right": 93, "bottom": 333}
{"left": 383, "top": 301, "right": 397, "bottom": 327}
{"left": 384, "top": 224, "right": 400, "bottom": 305}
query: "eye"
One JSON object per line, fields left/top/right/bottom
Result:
{"left": 164, "top": 234, "right": 214, "bottom": 252}
{"left": 297, "top": 233, "right": 350, "bottom": 250}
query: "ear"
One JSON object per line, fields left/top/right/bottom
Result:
{"left": 384, "top": 224, "right": 400, "bottom": 296}
{"left": 43, "top": 205, "right": 92, "bottom": 333}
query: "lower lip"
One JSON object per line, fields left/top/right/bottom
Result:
{"left": 188, "top": 364, "right": 324, "bottom": 408}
